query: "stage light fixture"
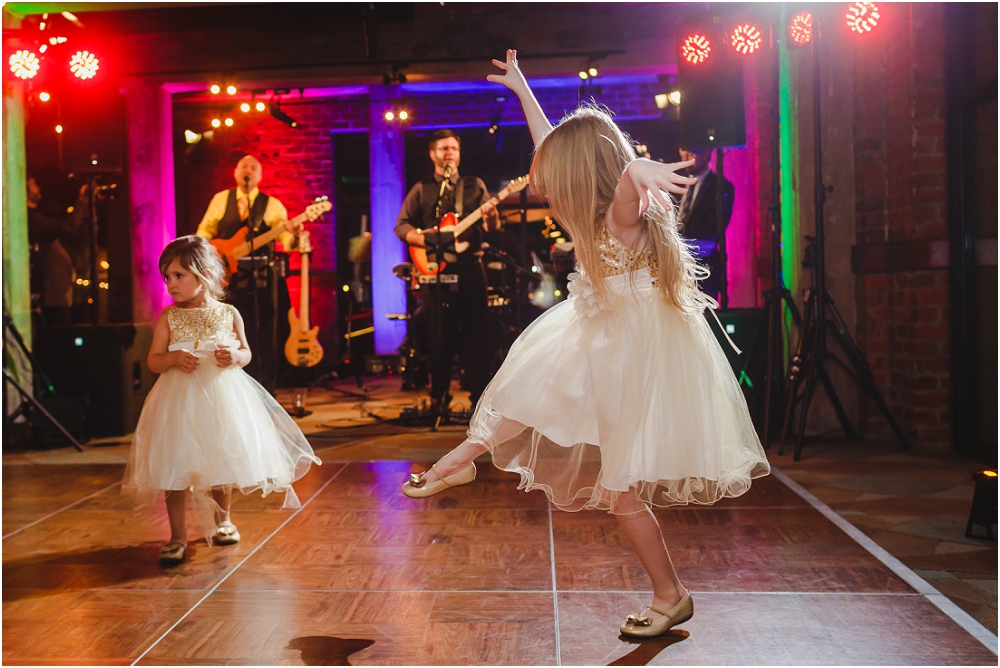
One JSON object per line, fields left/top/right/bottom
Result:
{"left": 210, "top": 84, "right": 221, "bottom": 94}
{"left": 9, "top": 50, "right": 40, "bottom": 79}
{"left": 69, "top": 50, "right": 99, "bottom": 79}
{"left": 211, "top": 118, "right": 222, "bottom": 128}
{"left": 681, "top": 34, "right": 712, "bottom": 65}
{"left": 55, "top": 125, "right": 63, "bottom": 134}
{"left": 184, "top": 130, "right": 201, "bottom": 144}
{"left": 39, "top": 91, "right": 51, "bottom": 102}
{"left": 654, "top": 93, "right": 669, "bottom": 109}
{"left": 226, "top": 85, "right": 237, "bottom": 95}
{"left": 847, "top": 2, "right": 880, "bottom": 34}
{"left": 255, "top": 101, "right": 266, "bottom": 112}
{"left": 384, "top": 110, "right": 395, "bottom": 121}
{"left": 269, "top": 103, "right": 299, "bottom": 128}
{"left": 789, "top": 11, "right": 813, "bottom": 45}
{"left": 668, "top": 90, "right": 682, "bottom": 106}
{"left": 240, "top": 102, "right": 250, "bottom": 113}
{"left": 730, "top": 23, "right": 763, "bottom": 55}
{"left": 578, "top": 70, "right": 589, "bottom": 80}
{"left": 224, "top": 117, "right": 234, "bottom": 127}
{"left": 398, "top": 110, "right": 408, "bottom": 120}
{"left": 588, "top": 66, "right": 599, "bottom": 77}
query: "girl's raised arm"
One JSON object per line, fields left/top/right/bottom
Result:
{"left": 488, "top": 49, "right": 552, "bottom": 148}
{"left": 608, "top": 159, "right": 698, "bottom": 239}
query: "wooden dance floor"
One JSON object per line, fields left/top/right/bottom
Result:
{"left": 3, "top": 455, "right": 996, "bottom": 665}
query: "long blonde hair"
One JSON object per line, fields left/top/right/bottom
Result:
{"left": 530, "top": 106, "right": 704, "bottom": 313}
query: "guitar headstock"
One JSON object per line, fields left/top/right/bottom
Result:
{"left": 305, "top": 196, "right": 332, "bottom": 221}
{"left": 499, "top": 175, "right": 530, "bottom": 199}
{"left": 299, "top": 231, "right": 312, "bottom": 254}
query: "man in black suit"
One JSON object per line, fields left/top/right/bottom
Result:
{"left": 676, "top": 146, "right": 734, "bottom": 301}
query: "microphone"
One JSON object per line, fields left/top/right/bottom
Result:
{"left": 443, "top": 163, "right": 453, "bottom": 179}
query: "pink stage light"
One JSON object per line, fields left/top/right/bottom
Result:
{"left": 730, "top": 23, "right": 763, "bottom": 55}
{"left": 9, "top": 50, "right": 40, "bottom": 79}
{"left": 846, "top": 2, "right": 880, "bottom": 34}
{"left": 789, "top": 12, "right": 813, "bottom": 45}
{"left": 69, "top": 50, "right": 100, "bottom": 79}
{"left": 681, "top": 34, "right": 712, "bottom": 65}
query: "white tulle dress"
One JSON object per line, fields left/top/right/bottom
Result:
{"left": 468, "top": 226, "right": 769, "bottom": 513}
{"left": 123, "top": 303, "right": 320, "bottom": 537}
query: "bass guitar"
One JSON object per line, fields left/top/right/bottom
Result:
{"left": 409, "top": 175, "right": 529, "bottom": 276}
{"left": 284, "top": 231, "right": 324, "bottom": 367}
{"left": 211, "top": 197, "right": 331, "bottom": 275}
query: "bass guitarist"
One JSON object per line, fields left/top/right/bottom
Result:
{"left": 395, "top": 130, "right": 501, "bottom": 413}
{"left": 197, "top": 154, "right": 302, "bottom": 391}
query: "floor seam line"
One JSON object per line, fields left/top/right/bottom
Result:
{"left": 770, "top": 466, "right": 998, "bottom": 655}
{"left": 3, "top": 481, "right": 122, "bottom": 540}
{"left": 548, "top": 501, "right": 561, "bottom": 666}
{"left": 129, "top": 463, "right": 349, "bottom": 666}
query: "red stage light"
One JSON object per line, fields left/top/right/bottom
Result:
{"left": 69, "top": 50, "right": 99, "bottom": 79}
{"left": 846, "top": 2, "right": 880, "bottom": 34}
{"left": 730, "top": 23, "right": 763, "bottom": 55}
{"left": 788, "top": 11, "right": 813, "bottom": 45}
{"left": 9, "top": 50, "right": 40, "bottom": 79}
{"left": 681, "top": 34, "right": 712, "bottom": 65}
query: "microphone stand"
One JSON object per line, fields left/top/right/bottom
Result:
{"left": 426, "top": 163, "right": 456, "bottom": 429}
{"left": 242, "top": 176, "right": 265, "bottom": 390}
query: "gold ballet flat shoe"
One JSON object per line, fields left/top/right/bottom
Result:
{"left": 402, "top": 462, "right": 476, "bottom": 498}
{"left": 214, "top": 523, "right": 240, "bottom": 546}
{"left": 159, "top": 541, "right": 186, "bottom": 565}
{"left": 619, "top": 592, "right": 694, "bottom": 638}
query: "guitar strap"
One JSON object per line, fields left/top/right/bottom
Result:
{"left": 454, "top": 177, "right": 464, "bottom": 218}
{"left": 218, "top": 189, "right": 270, "bottom": 240}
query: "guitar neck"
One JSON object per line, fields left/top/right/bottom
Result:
{"left": 445, "top": 177, "right": 527, "bottom": 238}
{"left": 234, "top": 211, "right": 308, "bottom": 259}
{"left": 299, "top": 252, "right": 310, "bottom": 331}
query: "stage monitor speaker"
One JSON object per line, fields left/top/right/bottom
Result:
{"left": 709, "top": 308, "right": 765, "bottom": 428}
{"left": 677, "top": 21, "right": 747, "bottom": 150}
{"left": 35, "top": 323, "right": 156, "bottom": 437}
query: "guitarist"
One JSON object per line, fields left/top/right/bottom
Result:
{"left": 395, "top": 130, "right": 501, "bottom": 413}
{"left": 196, "top": 154, "right": 303, "bottom": 391}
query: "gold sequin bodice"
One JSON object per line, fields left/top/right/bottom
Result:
{"left": 167, "top": 304, "right": 235, "bottom": 346}
{"left": 598, "top": 226, "right": 658, "bottom": 278}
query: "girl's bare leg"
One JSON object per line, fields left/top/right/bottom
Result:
{"left": 164, "top": 490, "right": 189, "bottom": 545}
{"left": 615, "top": 494, "right": 687, "bottom": 617}
{"left": 211, "top": 486, "right": 233, "bottom": 525}
{"left": 419, "top": 417, "right": 526, "bottom": 484}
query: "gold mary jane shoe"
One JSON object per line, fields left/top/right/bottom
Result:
{"left": 620, "top": 592, "right": 694, "bottom": 638}
{"left": 401, "top": 462, "right": 476, "bottom": 498}
{"left": 159, "top": 541, "right": 186, "bottom": 565}
{"left": 214, "top": 523, "right": 240, "bottom": 546}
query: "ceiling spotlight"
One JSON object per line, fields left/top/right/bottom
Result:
{"left": 211, "top": 118, "right": 221, "bottom": 128}
{"left": 789, "top": 11, "right": 813, "bottom": 45}
{"left": 588, "top": 66, "right": 599, "bottom": 77}
{"left": 55, "top": 125, "right": 63, "bottom": 134}
{"left": 210, "top": 84, "right": 221, "bottom": 94}
{"left": 224, "top": 117, "right": 234, "bottom": 127}
{"left": 269, "top": 103, "right": 299, "bottom": 128}
{"left": 668, "top": 90, "right": 681, "bottom": 106}
{"left": 226, "top": 85, "right": 237, "bottom": 95}
{"left": 69, "top": 51, "right": 99, "bottom": 79}
{"left": 681, "top": 33, "right": 712, "bottom": 65}
{"left": 654, "top": 93, "right": 669, "bottom": 109}
{"left": 255, "top": 101, "right": 265, "bottom": 112}
{"left": 384, "top": 110, "right": 395, "bottom": 121}
{"left": 39, "top": 91, "right": 51, "bottom": 102}
{"left": 9, "top": 50, "right": 40, "bottom": 79}
{"left": 398, "top": 110, "right": 409, "bottom": 120}
{"left": 240, "top": 102, "right": 250, "bottom": 113}
{"left": 184, "top": 129, "right": 202, "bottom": 144}
{"left": 578, "top": 70, "right": 589, "bottom": 80}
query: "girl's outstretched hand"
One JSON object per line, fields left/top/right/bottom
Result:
{"left": 487, "top": 49, "right": 529, "bottom": 95}
{"left": 626, "top": 159, "right": 698, "bottom": 216}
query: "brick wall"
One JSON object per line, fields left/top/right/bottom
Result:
{"left": 853, "top": 3, "right": 951, "bottom": 449}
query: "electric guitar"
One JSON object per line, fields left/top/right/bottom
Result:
{"left": 211, "top": 197, "right": 331, "bottom": 275}
{"left": 409, "top": 175, "right": 529, "bottom": 276}
{"left": 284, "top": 231, "right": 324, "bottom": 368}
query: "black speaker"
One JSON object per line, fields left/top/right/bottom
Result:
{"left": 677, "top": 21, "right": 747, "bottom": 150}
{"left": 708, "top": 308, "right": 765, "bottom": 428}
{"left": 35, "top": 323, "right": 156, "bottom": 437}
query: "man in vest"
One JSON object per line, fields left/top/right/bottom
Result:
{"left": 197, "top": 155, "right": 302, "bottom": 391}
{"left": 676, "top": 146, "right": 734, "bottom": 302}
{"left": 395, "top": 130, "right": 501, "bottom": 413}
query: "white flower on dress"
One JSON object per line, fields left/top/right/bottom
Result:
{"left": 567, "top": 271, "right": 602, "bottom": 317}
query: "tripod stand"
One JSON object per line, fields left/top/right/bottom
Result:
{"left": 777, "top": 24, "right": 911, "bottom": 460}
